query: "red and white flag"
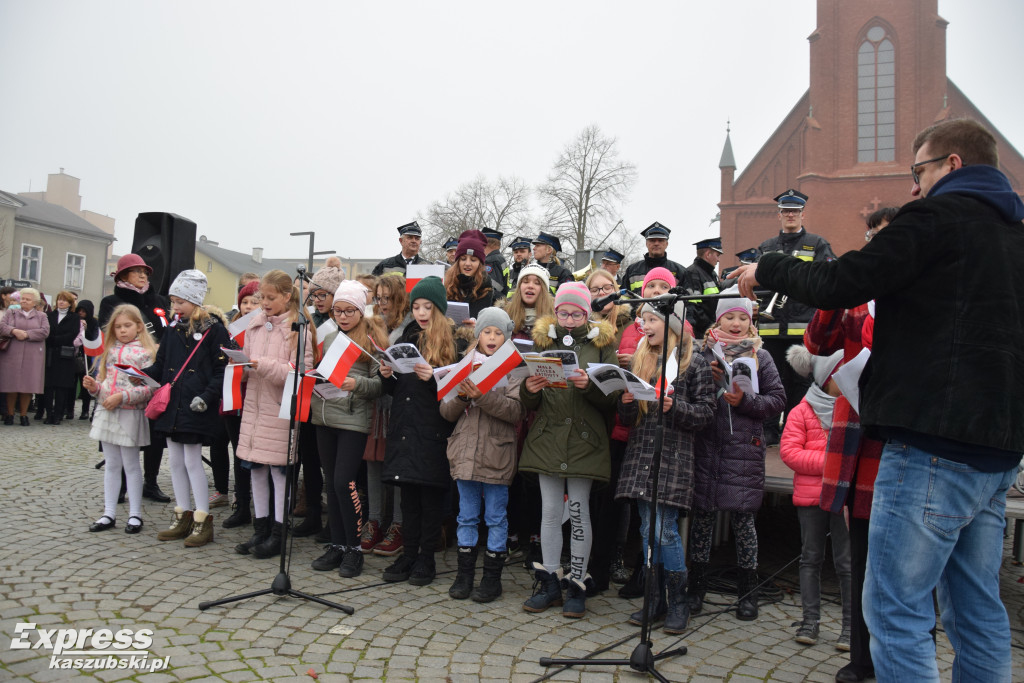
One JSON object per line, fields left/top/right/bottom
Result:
{"left": 222, "top": 363, "right": 245, "bottom": 412}
{"left": 227, "top": 309, "right": 259, "bottom": 347}
{"left": 435, "top": 352, "right": 475, "bottom": 402}
{"left": 467, "top": 341, "right": 522, "bottom": 395}
{"left": 279, "top": 369, "right": 317, "bottom": 422}
{"left": 83, "top": 330, "right": 104, "bottom": 358}
{"left": 316, "top": 331, "right": 366, "bottom": 388}
{"left": 316, "top": 319, "right": 337, "bottom": 355}
{"left": 404, "top": 264, "right": 446, "bottom": 292}
{"left": 653, "top": 353, "right": 677, "bottom": 399}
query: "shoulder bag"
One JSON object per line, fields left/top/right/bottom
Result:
{"left": 145, "top": 330, "right": 210, "bottom": 421}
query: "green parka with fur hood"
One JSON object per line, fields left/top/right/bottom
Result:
{"left": 518, "top": 315, "right": 620, "bottom": 483}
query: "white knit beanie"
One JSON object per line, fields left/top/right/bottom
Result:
{"left": 517, "top": 263, "right": 549, "bottom": 287}
{"left": 169, "top": 269, "right": 208, "bottom": 305}
{"left": 333, "top": 280, "right": 369, "bottom": 316}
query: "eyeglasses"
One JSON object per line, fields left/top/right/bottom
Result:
{"left": 910, "top": 154, "right": 951, "bottom": 184}
{"left": 372, "top": 296, "right": 391, "bottom": 305}
{"left": 332, "top": 308, "right": 360, "bottom": 317}
{"left": 311, "top": 292, "right": 329, "bottom": 301}
{"left": 126, "top": 267, "right": 149, "bottom": 276}
{"left": 589, "top": 284, "right": 617, "bottom": 296}
{"left": 779, "top": 209, "right": 802, "bottom": 216}
{"left": 555, "top": 310, "right": 586, "bottom": 322}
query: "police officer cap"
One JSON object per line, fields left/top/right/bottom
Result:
{"left": 736, "top": 247, "right": 759, "bottom": 262}
{"left": 443, "top": 237, "right": 459, "bottom": 251}
{"left": 774, "top": 189, "right": 808, "bottom": 209}
{"left": 509, "top": 236, "right": 532, "bottom": 250}
{"left": 600, "top": 249, "right": 624, "bottom": 264}
{"left": 481, "top": 228, "right": 504, "bottom": 241}
{"left": 693, "top": 238, "right": 723, "bottom": 253}
{"left": 397, "top": 221, "right": 422, "bottom": 236}
{"left": 532, "top": 232, "right": 562, "bottom": 252}
{"left": 640, "top": 222, "right": 671, "bottom": 239}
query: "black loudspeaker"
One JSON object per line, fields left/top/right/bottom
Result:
{"left": 132, "top": 212, "right": 197, "bottom": 297}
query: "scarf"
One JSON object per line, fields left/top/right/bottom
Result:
{"left": 707, "top": 328, "right": 762, "bottom": 363}
{"left": 116, "top": 279, "right": 150, "bottom": 295}
{"left": 804, "top": 384, "right": 837, "bottom": 431}
{"left": 524, "top": 307, "right": 536, "bottom": 332}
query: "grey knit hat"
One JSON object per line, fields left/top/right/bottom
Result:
{"left": 474, "top": 307, "right": 513, "bottom": 339}
{"left": 639, "top": 300, "right": 686, "bottom": 337}
{"left": 169, "top": 269, "right": 208, "bottom": 305}
{"left": 310, "top": 265, "right": 343, "bottom": 295}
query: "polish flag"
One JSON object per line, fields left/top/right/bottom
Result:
{"left": 404, "top": 264, "right": 445, "bottom": 292}
{"left": 435, "top": 352, "right": 475, "bottom": 402}
{"left": 316, "top": 319, "right": 337, "bottom": 355}
{"left": 467, "top": 341, "right": 522, "bottom": 395}
{"left": 279, "top": 369, "right": 317, "bottom": 422}
{"left": 222, "top": 364, "right": 245, "bottom": 412}
{"left": 83, "top": 330, "right": 104, "bottom": 358}
{"left": 228, "top": 309, "right": 259, "bottom": 347}
{"left": 316, "top": 331, "right": 365, "bottom": 388}
{"left": 653, "top": 352, "right": 677, "bottom": 398}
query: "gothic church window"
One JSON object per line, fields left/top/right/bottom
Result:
{"left": 857, "top": 26, "right": 895, "bottom": 163}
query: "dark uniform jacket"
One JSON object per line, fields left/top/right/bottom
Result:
{"left": 537, "top": 259, "right": 574, "bottom": 294}
{"left": 371, "top": 253, "right": 424, "bottom": 277}
{"left": 621, "top": 254, "right": 688, "bottom": 296}
{"left": 681, "top": 257, "right": 722, "bottom": 338}
{"left": 505, "top": 259, "right": 529, "bottom": 298}
{"left": 755, "top": 229, "right": 833, "bottom": 338}
{"left": 484, "top": 250, "right": 509, "bottom": 299}
{"left": 756, "top": 165, "right": 1024, "bottom": 458}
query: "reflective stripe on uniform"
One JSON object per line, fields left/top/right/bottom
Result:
{"left": 795, "top": 254, "right": 813, "bottom": 262}
{"left": 759, "top": 323, "right": 780, "bottom": 336}
{"left": 629, "top": 280, "right": 643, "bottom": 291}
{"left": 786, "top": 325, "right": 807, "bottom": 335}
{"left": 702, "top": 286, "right": 719, "bottom": 294}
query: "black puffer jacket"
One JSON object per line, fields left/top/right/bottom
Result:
{"left": 99, "top": 287, "right": 171, "bottom": 344}
{"left": 379, "top": 321, "right": 457, "bottom": 488}
{"left": 141, "top": 313, "right": 230, "bottom": 441}
{"left": 45, "top": 310, "right": 82, "bottom": 389}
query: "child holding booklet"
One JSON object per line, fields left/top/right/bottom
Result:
{"left": 440, "top": 307, "right": 525, "bottom": 602}
{"left": 616, "top": 302, "right": 715, "bottom": 633}
{"left": 83, "top": 304, "right": 157, "bottom": 534}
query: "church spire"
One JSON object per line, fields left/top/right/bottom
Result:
{"left": 719, "top": 120, "right": 736, "bottom": 169}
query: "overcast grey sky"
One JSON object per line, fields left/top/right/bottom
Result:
{"left": 2, "top": 0, "right": 1022, "bottom": 263}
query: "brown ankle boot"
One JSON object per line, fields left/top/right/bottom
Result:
{"left": 157, "top": 507, "right": 194, "bottom": 541}
{"left": 184, "top": 511, "right": 214, "bottom": 547}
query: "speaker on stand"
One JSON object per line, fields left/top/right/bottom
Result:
{"left": 132, "top": 212, "right": 197, "bottom": 297}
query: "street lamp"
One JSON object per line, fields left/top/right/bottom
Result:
{"left": 290, "top": 231, "right": 337, "bottom": 276}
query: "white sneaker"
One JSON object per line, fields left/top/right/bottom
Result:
{"left": 208, "top": 492, "right": 229, "bottom": 508}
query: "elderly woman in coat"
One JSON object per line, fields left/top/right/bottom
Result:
{"left": 0, "top": 288, "right": 50, "bottom": 425}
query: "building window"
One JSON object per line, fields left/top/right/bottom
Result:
{"left": 65, "top": 253, "right": 86, "bottom": 290}
{"left": 857, "top": 26, "right": 895, "bottom": 163}
{"left": 207, "top": 260, "right": 213, "bottom": 273}
{"left": 20, "top": 244, "right": 42, "bottom": 282}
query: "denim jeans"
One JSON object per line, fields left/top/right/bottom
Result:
{"left": 637, "top": 502, "right": 684, "bottom": 572}
{"left": 455, "top": 480, "right": 510, "bottom": 552}
{"left": 863, "top": 440, "right": 1016, "bottom": 682}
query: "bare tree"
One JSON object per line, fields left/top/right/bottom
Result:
{"left": 418, "top": 175, "right": 533, "bottom": 260}
{"left": 537, "top": 125, "right": 638, "bottom": 253}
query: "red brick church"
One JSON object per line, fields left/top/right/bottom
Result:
{"left": 717, "top": 0, "right": 1024, "bottom": 262}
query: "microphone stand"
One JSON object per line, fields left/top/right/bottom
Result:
{"left": 199, "top": 266, "right": 353, "bottom": 614}
{"left": 540, "top": 288, "right": 755, "bottom": 681}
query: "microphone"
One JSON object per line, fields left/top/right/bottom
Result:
{"left": 591, "top": 290, "right": 627, "bottom": 312}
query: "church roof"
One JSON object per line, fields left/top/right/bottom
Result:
{"left": 719, "top": 131, "right": 736, "bottom": 168}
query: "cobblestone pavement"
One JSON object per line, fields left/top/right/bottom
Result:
{"left": 1, "top": 417, "right": 1022, "bottom": 682}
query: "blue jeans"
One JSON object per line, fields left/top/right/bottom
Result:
{"left": 455, "top": 480, "right": 509, "bottom": 552}
{"left": 637, "top": 502, "right": 685, "bottom": 572}
{"left": 863, "top": 440, "right": 1015, "bottom": 683}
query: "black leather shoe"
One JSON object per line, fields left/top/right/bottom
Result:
{"left": 125, "top": 518, "right": 144, "bottom": 534}
{"left": 89, "top": 516, "right": 116, "bottom": 532}
{"left": 142, "top": 482, "right": 171, "bottom": 503}
{"left": 20, "top": 416, "right": 30, "bottom": 427}
{"left": 3, "top": 416, "right": 13, "bottom": 426}
{"left": 835, "top": 663, "right": 874, "bottom": 682}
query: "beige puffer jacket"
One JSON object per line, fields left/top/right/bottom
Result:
{"left": 237, "top": 311, "right": 314, "bottom": 466}
{"left": 440, "top": 372, "right": 524, "bottom": 486}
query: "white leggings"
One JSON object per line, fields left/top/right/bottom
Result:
{"left": 250, "top": 465, "right": 287, "bottom": 522}
{"left": 538, "top": 474, "right": 593, "bottom": 581}
{"left": 102, "top": 442, "right": 142, "bottom": 520}
{"left": 167, "top": 439, "right": 209, "bottom": 514}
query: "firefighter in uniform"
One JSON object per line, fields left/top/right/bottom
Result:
{"left": 721, "top": 247, "right": 758, "bottom": 280}
{"left": 620, "top": 222, "right": 688, "bottom": 302}
{"left": 371, "top": 221, "right": 426, "bottom": 276}
{"left": 756, "top": 189, "right": 835, "bottom": 444}
{"left": 505, "top": 235, "right": 533, "bottom": 298}
{"left": 599, "top": 249, "right": 625, "bottom": 286}
{"left": 531, "top": 232, "right": 574, "bottom": 294}
{"left": 482, "top": 228, "right": 510, "bottom": 299}
{"left": 444, "top": 237, "right": 459, "bottom": 265}
{"left": 681, "top": 237, "right": 724, "bottom": 338}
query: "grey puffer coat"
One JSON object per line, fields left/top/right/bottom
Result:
{"left": 309, "top": 330, "right": 382, "bottom": 433}
{"left": 692, "top": 347, "right": 785, "bottom": 513}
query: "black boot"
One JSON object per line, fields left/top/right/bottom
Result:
{"left": 142, "top": 480, "right": 171, "bottom": 503}
{"left": 252, "top": 521, "right": 284, "bottom": 559}
{"left": 618, "top": 552, "right": 645, "bottom": 599}
{"left": 291, "top": 506, "right": 323, "bottom": 537}
{"left": 471, "top": 550, "right": 506, "bottom": 603}
{"left": 222, "top": 501, "right": 252, "bottom": 529}
{"left": 688, "top": 561, "right": 708, "bottom": 614}
{"left": 629, "top": 565, "right": 666, "bottom": 625}
{"left": 409, "top": 552, "right": 436, "bottom": 586}
{"left": 235, "top": 517, "right": 270, "bottom": 555}
{"left": 448, "top": 546, "right": 477, "bottom": 599}
{"left": 663, "top": 570, "right": 690, "bottom": 634}
{"left": 736, "top": 568, "right": 760, "bottom": 621}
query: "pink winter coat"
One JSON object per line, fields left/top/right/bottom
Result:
{"left": 236, "top": 311, "right": 314, "bottom": 466}
{"left": 0, "top": 308, "right": 49, "bottom": 394}
{"left": 780, "top": 398, "right": 829, "bottom": 507}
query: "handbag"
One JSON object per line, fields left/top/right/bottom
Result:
{"left": 59, "top": 345, "right": 76, "bottom": 359}
{"left": 0, "top": 335, "right": 10, "bottom": 352}
{"left": 145, "top": 329, "right": 210, "bottom": 421}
